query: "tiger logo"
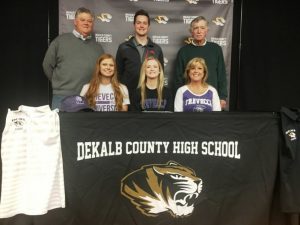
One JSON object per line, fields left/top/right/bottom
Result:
{"left": 97, "top": 13, "right": 112, "bottom": 22}
{"left": 186, "top": 0, "right": 199, "bottom": 4}
{"left": 184, "top": 37, "right": 194, "bottom": 44}
{"left": 212, "top": 17, "right": 226, "bottom": 26}
{"left": 155, "top": 15, "right": 169, "bottom": 24}
{"left": 120, "top": 161, "right": 203, "bottom": 217}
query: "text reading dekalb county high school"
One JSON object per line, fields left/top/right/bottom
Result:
{"left": 77, "top": 141, "right": 240, "bottom": 161}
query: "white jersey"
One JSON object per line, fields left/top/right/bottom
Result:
{"left": 0, "top": 105, "right": 65, "bottom": 218}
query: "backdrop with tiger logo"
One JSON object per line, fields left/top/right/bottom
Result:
{"left": 57, "top": 112, "right": 280, "bottom": 225}
{"left": 58, "top": 0, "right": 234, "bottom": 106}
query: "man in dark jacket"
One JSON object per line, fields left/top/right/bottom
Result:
{"left": 116, "top": 9, "right": 164, "bottom": 110}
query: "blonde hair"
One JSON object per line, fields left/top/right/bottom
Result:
{"left": 85, "top": 54, "right": 124, "bottom": 111}
{"left": 184, "top": 57, "right": 208, "bottom": 86}
{"left": 138, "top": 57, "right": 165, "bottom": 109}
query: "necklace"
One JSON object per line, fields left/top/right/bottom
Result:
{"left": 188, "top": 84, "right": 207, "bottom": 95}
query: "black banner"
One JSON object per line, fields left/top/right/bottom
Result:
{"left": 58, "top": 112, "right": 280, "bottom": 225}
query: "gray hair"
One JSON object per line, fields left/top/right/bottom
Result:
{"left": 75, "top": 7, "right": 94, "bottom": 19}
{"left": 189, "top": 16, "right": 208, "bottom": 32}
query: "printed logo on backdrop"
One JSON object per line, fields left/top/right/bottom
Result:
{"left": 121, "top": 161, "right": 203, "bottom": 217}
{"left": 152, "top": 35, "right": 169, "bottom": 45}
{"left": 211, "top": 37, "right": 227, "bottom": 47}
{"left": 184, "top": 37, "right": 194, "bottom": 44}
{"left": 97, "top": 13, "right": 112, "bottom": 22}
{"left": 186, "top": 0, "right": 199, "bottom": 4}
{"left": 66, "top": 11, "right": 75, "bottom": 20}
{"left": 153, "top": 0, "right": 170, "bottom": 2}
{"left": 155, "top": 15, "right": 169, "bottom": 24}
{"left": 212, "top": 0, "right": 229, "bottom": 4}
{"left": 183, "top": 16, "right": 198, "bottom": 24}
{"left": 125, "top": 13, "right": 134, "bottom": 22}
{"left": 212, "top": 17, "right": 226, "bottom": 26}
{"left": 95, "top": 33, "right": 112, "bottom": 43}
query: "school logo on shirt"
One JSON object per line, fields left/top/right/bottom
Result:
{"left": 121, "top": 161, "right": 203, "bottom": 217}
{"left": 97, "top": 13, "right": 112, "bottom": 22}
{"left": 95, "top": 93, "right": 116, "bottom": 111}
{"left": 285, "top": 129, "right": 297, "bottom": 141}
{"left": 193, "top": 105, "right": 206, "bottom": 112}
{"left": 12, "top": 118, "right": 25, "bottom": 130}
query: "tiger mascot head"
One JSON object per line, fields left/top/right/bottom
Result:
{"left": 120, "top": 161, "right": 203, "bottom": 217}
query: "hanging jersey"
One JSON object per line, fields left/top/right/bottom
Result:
{"left": 280, "top": 107, "right": 300, "bottom": 212}
{"left": 0, "top": 105, "right": 65, "bottom": 218}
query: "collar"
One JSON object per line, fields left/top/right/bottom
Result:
{"left": 191, "top": 38, "right": 207, "bottom": 46}
{"left": 133, "top": 37, "right": 148, "bottom": 47}
{"left": 73, "top": 29, "right": 92, "bottom": 41}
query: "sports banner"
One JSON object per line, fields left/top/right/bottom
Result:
{"left": 58, "top": 0, "right": 233, "bottom": 99}
{"left": 58, "top": 112, "right": 280, "bottom": 225}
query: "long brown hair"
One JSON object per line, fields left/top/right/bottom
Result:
{"left": 85, "top": 54, "right": 124, "bottom": 111}
{"left": 137, "top": 57, "right": 165, "bottom": 109}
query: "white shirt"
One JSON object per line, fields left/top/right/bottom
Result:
{"left": 80, "top": 83, "right": 130, "bottom": 111}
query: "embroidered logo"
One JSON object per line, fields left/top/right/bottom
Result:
{"left": 12, "top": 118, "right": 25, "bottom": 130}
{"left": 285, "top": 129, "right": 297, "bottom": 141}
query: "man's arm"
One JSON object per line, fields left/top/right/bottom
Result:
{"left": 216, "top": 46, "right": 228, "bottom": 102}
{"left": 42, "top": 40, "right": 57, "bottom": 81}
{"left": 173, "top": 49, "right": 185, "bottom": 95}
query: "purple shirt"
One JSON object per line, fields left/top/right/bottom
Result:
{"left": 174, "top": 85, "right": 221, "bottom": 112}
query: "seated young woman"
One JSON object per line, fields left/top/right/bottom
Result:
{"left": 174, "top": 57, "right": 221, "bottom": 112}
{"left": 80, "top": 54, "right": 130, "bottom": 111}
{"left": 132, "top": 56, "right": 173, "bottom": 111}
